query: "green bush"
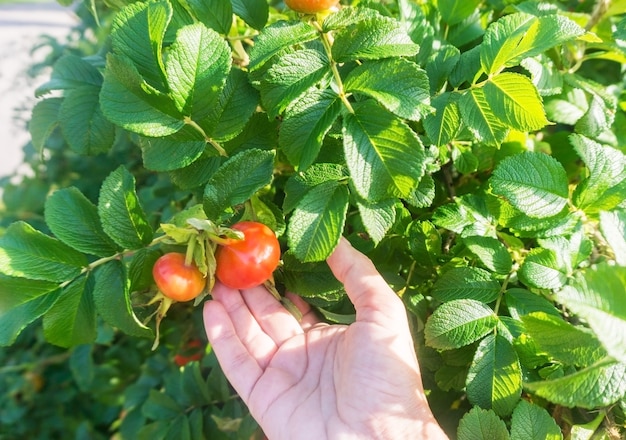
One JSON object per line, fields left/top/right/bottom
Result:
{"left": 1, "top": 0, "right": 625, "bottom": 438}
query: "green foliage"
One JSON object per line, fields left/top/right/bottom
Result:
{"left": 1, "top": 0, "right": 626, "bottom": 437}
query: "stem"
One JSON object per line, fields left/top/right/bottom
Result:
{"left": 184, "top": 117, "right": 228, "bottom": 157}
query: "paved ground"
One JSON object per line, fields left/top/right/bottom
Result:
{"left": 0, "top": 2, "right": 75, "bottom": 177}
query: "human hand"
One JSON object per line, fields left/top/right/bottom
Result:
{"left": 203, "top": 238, "right": 448, "bottom": 439}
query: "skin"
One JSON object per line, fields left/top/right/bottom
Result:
{"left": 204, "top": 238, "right": 449, "bottom": 439}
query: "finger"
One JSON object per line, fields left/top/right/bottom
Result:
{"left": 203, "top": 299, "right": 262, "bottom": 401}
{"left": 210, "top": 283, "right": 277, "bottom": 368}
{"left": 285, "top": 292, "right": 320, "bottom": 330}
{"left": 326, "top": 238, "right": 406, "bottom": 325}
{"left": 240, "top": 285, "right": 304, "bottom": 345}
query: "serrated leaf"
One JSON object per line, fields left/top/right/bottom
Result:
{"left": 438, "top": 0, "right": 481, "bottom": 25}
{"left": 287, "top": 181, "right": 349, "bottom": 262}
{"left": 260, "top": 49, "right": 330, "bottom": 119}
{"left": 407, "top": 220, "right": 441, "bottom": 267}
{"left": 556, "top": 264, "right": 626, "bottom": 364}
{"left": 426, "top": 44, "right": 460, "bottom": 94}
{"left": 525, "top": 359, "right": 626, "bottom": 408}
{"left": 283, "top": 163, "right": 346, "bottom": 213}
{"left": 521, "top": 56, "right": 563, "bottom": 97}
{"left": 490, "top": 152, "right": 569, "bottom": 218}
{"left": 45, "top": 187, "right": 119, "bottom": 257}
{"left": 203, "top": 149, "right": 275, "bottom": 221}
{"left": 0, "top": 221, "right": 87, "bottom": 282}
{"left": 466, "top": 334, "right": 522, "bottom": 416}
{"left": 342, "top": 100, "right": 425, "bottom": 202}
{"left": 169, "top": 156, "right": 222, "bottom": 190}
{"left": 98, "top": 166, "right": 154, "bottom": 250}
{"left": 128, "top": 247, "right": 162, "bottom": 293}
{"left": 423, "top": 92, "right": 461, "bottom": 147}
{"left": 59, "top": 85, "right": 115, "bottom": 155}
{"left": 279, "top": 90, "right": 342, "bottom": 170}
{"left": 510, "top": 400, "right": 562, "bottom": 440}
{"left": 522, "top": 312, "right": 605, "bottom": 367}
{"left": 483, "top": 73, "right": 549, "bottom": 131}
{"left": 343, "top": 58, "right": 431, "bottom": 121}
{"left": 600, "top": 209, "right": 626, "bottom": 265}
{"left": 332, "top": 15, "right": 419, "bottom": 62}
{"left": 519, "top": 248, "right": 568, "bottom": 290}
{"left": 35, "top": 54, "right": 102, "bottom": 96}
{"left": 186, "top": 0, "right": 232, "bottom": 35}
{"left": 69, "top": 344, "right": 94, "bottom": 392}
{"left": 432, "top": 193, "right": 496, "bottom": 237}
{"left": 457, "top": 407, "right": 510, "bottom": 440}
{"left": 231, "top": 0, "right": 268, "bottom": 30}
{"left": 30, "top": 98, "right": 62, "bottom": 153}
{"left": 459, "top": 87, "right": 509, "bottom": 145}
{"left": 504, "top": 288, "right": 560, "bottom": 320}
{"left": 165, "top": 24, "right": 231, "bottom": 121}
{"left": 571, "top": 134, "right": 626, "bottom": 214}
{"left": 322, "top": 6, "right": 380, "bottom": 31}
{"left": 405, "top": 174, "right": 436, "bottom": 208}
{"left": 356, "top": 198, "right": 396, "bottom": 245}
{"left": 432, "top": 267, "right": 501, "bottom": 303}
{"left": 100, "top": 53, "right": 184, "bottom": 137}
{"left": 110, "top": 0, "right": 170, "bottom": 90}
{"left": 248, "top": 21, "right": 318, "bottom": 71}
{"left": 93, "top": 261, "right": 152, "bottom": 338}
{"left": 281, "top": 252, "right": 344, "bottom": 302}
{"left": 140, "top": 133, "right": 206, "bottom": 172}
{"left": 464, "top": 236, "right": 512, "bottom": 274}
{"left": 425, "top": 299, "right": 498, "bottom": 350}
{"left": 43, "top": 275, "right": 97, "bottom": 347}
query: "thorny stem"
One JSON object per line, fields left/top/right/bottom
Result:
{"left": 184, "top": 116, "right": 228, "bottom": 157}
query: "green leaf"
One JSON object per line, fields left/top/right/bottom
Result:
{"left": 110, "top": 0, "right": 170, "bottom": 90}
{"left": 464, "top": 236, "right": 512, "bottom": 275}
{"left": 521, "top": 312, "right": 605, "bottom": 367}
{"left": 483, "top": 73, "right": 549, "bottom": 132}
{"left": 457, "top": 407, "right": 510, "bottom": 440}
{"left": 438, "top": 0, "right": 481, "bottom": 25}
{"left": 0, "top": 221, "right": 87, "bottom": 282}
{"left": 600, "top": 209, "right": 626, "bottom": 265}
{"left": 356, "top": 198, "right": 396, "bottom": 245}
{"left": 0, "top": 277, "right": 58, "bottom": 346}
{"left": 287, "top": 181, "right": 349, "bottom": 262}
{"left": 231, "top": 0, "right": 268, "bottom": 30}
{"left": 519, "top": 248, "right": 568, "bottom": 290}
{"left": 423, "top": 92, "right": 461, "bottom": 147}
{"left": 143, "top": 390, "right": 183, "bottom": 420}
{"left": 203, "top": 149, "right": 275, "bottom": 221}
{"left": 510, "top": 400, "right": 562, "bottom": 440}
{"left": 43, "top": 275, "right": 97, "bottom": 347}
{"left": 100, "top": 53, "right": 184, "bottom": 137}
{"left": 283, "top": 163, "right": 346, "bottom": 213}
{"left": 128, "top": 247, "right": 162, "bottom": 293}
{"left": 45, "top": 187, "right": 120, "bottom": 257}
{"left": 30, "top": 98, "right": 62, "bottom": 153}
{"left": 504, "top": 288, "right": 560, "bottom": 320}
{"left": 248, "top": 21, "right": 318, "bottom": 71}
{"left": 432, "top": 267, "right": 501, "bottom": 303}
{"left": 279, "top": 90, "right": 342, "bottom": 170}
{"left": 98, "top": 166, "right": 154, "bottom": 250}
{"left": 556, "top": 264, "right": 626, "bottom": 364}
{"left": 281, "top": 252, "right": 344, "bottom": 302}
{"left": 405, "top": 174, "right": 436, "bottom": 208}
{"left": 169, "top": 156, "right": 222, "bottom": 190}
{"left": 480, "top": 12, "right": 584, "bottom": 75}
{"left": 490, "top": 152, "right": 569, "bottom": 218}
{"left": 571, "top": 134, "right": 626, "bottom": 214}
{"left": 140, "top": 133, "right": 206, "bottom": 172}
{"left": 525, "top": 359, "right": 626, "bottom": 408}
{"left": 186, "top": 0, "right": 232, "bottom": 35}
{"left": 332, "top": 15, "right": 420, "bottom": 62}
{"left": 69, "top": 344, "right": 94, "bottom": 392}
{"left": 59, "top": 85, "right": 115, "bottom": 155}
{"left": 521, "top": 56, "right": 563, "bottom": 97}
{"left": 342, "top": 100, "right": 425, "bottom": 202}
{"left": 343, "top": 58, "right": 431, "bottom": 121}
{"left": 466, "top": 334, "right": 522, "bottom": 416}
{"left": 459, "top": 87, "right": 509, "bottom": 146}
{"left": 407, "top": 220, "right": 441, "bottom": 267}
{"left": 260, "top": 49, "right": 331, "bottom": 119}
{"left": 165, "top": 24, "right": 231, "bottom": 121}
{"left": 93, "top": 261, "right": 152, "bottom": 338}
{"left": 35, "top": 54, "right": 103, "bottom": 96}
{"left": 426, "top": 44, "right": 460, "bottom": 94}
{"left": 425, "top": 299, "right": 498, "bottom": 350}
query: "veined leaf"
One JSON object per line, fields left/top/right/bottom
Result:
{"left": 248, "top": 21, "right": 317, "bottom": 71}
{"left": 423, "top": 92, "right": 461, "bottom": 147}
{"left": 432, "top": 267, "right": 501, "bottom": 303}
{"left": 525, "top": 359, "right": 626, "bottom": 408}
{"left": 459, "top": 87, "right": 509, "bottom": 145}
{"left": 203, "top": 149, "right": 275, "bottom": 221}
{"left": 344, "top": 58, "right": 431, "bottom": 121}
{"left": 426, "top": 44, "right": 460, "bottom": 94}
{"left": 438, "top": 0, "right": 481, "bottom": 25}
{"left": 0, "top": 274, "right": 59, "bottom": 313}
{"left": 165, "top": 23, "right": 231, "bottom": 121}
{"left": 519, "top": 248, "right": 568, "bottom": 290}
{"left": 355, "top": 198, "right": 396, "bottom": 245}
{"left": 260, "top": 49, "right": 331, "bottom": 119}
{"left": 457, "top": 407, "right": 510, "bottom": 440}
{"left": 425, "top": 299, "right": 498, "bottom": 350}
{"left": 342, "top": 100, "right": 425, "bottom": 202}
{"left": 483, "top": 73, "right": 549, "bottom": 132}
{"left": 521, "top": 56, "right": 563, "bottom": 97}
{"left": 30, "top": 98, "right": 62, "bottom": 153}
{"left": 45, "top": 187, "right": 120, "bottom": 257}
{"left": 281, "top": 252, "right": 344, "bottom": 302}
{"left": 287, "top": 181, "right": 349, "bottom": 262}
{"left": 505, "top": 288, "right": 560, "bottom": 320}
{"left": 140, "top": 129, "right": 206, "bottom": 172}
{"left": 407, "top": 220, "right": 441, "bottom": 267}
{"left": 0, "top": 221, "right": 87, "bottom": 282}
{"left": 332, "top": 15, "right": 419, "bottom": 62}
{"left": 490, "top": 152, "right": 569, "bottom": 218}
{"left": 43, "top": 274, "right": 97, "bottom": 348}
{"left": 283, "top": 164, "right": 347, "bottom": 213}
{"left": 231, "top": 0, "right": 268, "bottom": 30}
{"left": 556, "top": 264, "right": 626, "bottom": 364}
{"left": 464, "top": 236, "right": 512, "bottom": 275}
{"left": 186, "top": 0, "right": 232, "bottom": 35}
{"left": 466, "top": 334, "right": 522, "bottom": 416}
{"left": 600, "top": 209, "right": 626, "bottom": 266}
{"left": 35, "top": 54, "right": 103, "bottom": 96}
{"left": 98, "top": 166, "right": 154, "bottom": 250}
{"left": 279, "top": 90, "right": 342, "bottom": 170}
{"left": 510, "top": 400, "right": 562, "bottom": 440}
